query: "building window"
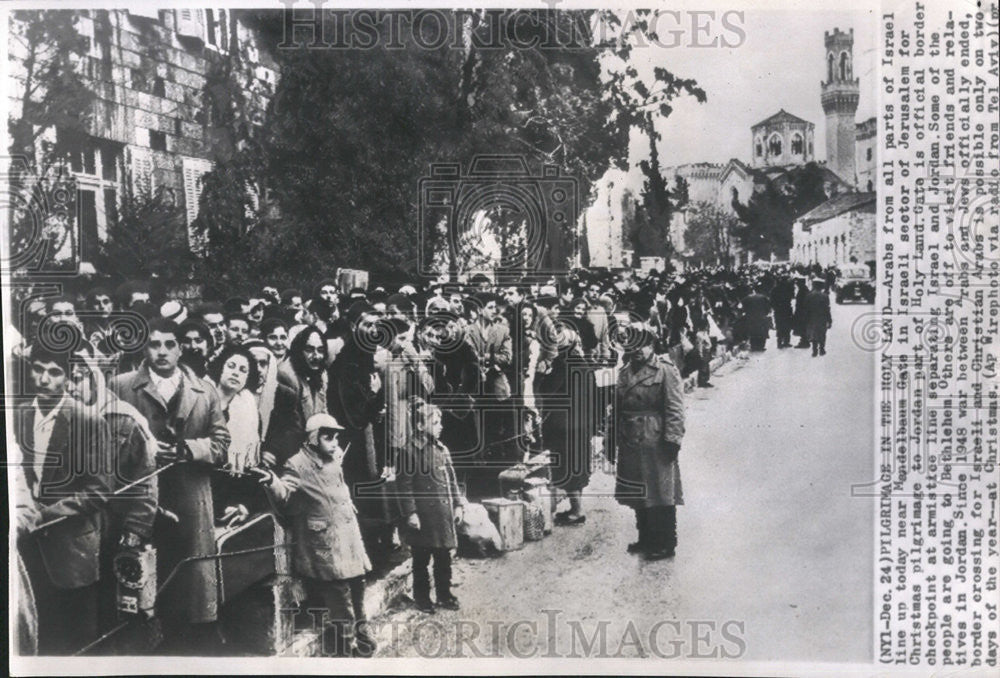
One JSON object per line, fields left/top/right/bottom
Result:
{"left": 867, "top": 180, "right": 873, "bottom": 192}
{"left": 839, "top": 52, "right": 849, "bottom": 80}
{"left": 103, "top": 188, "right": 118, "bottom": 226}
{"left": 149, "top": 130, "right": 167, "bottom": 152}
{"left": 100, "top": 147, "right": 116, "bottom": 180}
{"left": 768, "top": 134, "right": 782, "bottom": 157}
{"left": 866, "top": 147, "right": 872, "bottom": 161}
{"left": 152, "top": 77, "right": 165, "bottom": 97}
{"left": 129, "top": 146, "right": 155, "bottom": 196}
{"left": 182, "top": 156, "right": 215, "bottom": 253}
{"left": 828, "top": 53, "right": 835, "bottom": 82}
{"left": 218, "top": 10, "right": 229, "bottom": 50}
{"left": 99, "top": 55, "right": 113, "bottom": 81}
{"left": 791, "top": 134, "right": 803, "bottom": 155}
{"left": 205, "top": 9, "right": 229, "bottom": 51}
{"left": 57, "top": 131, "right": 122, "bottom": 249}
{"left": 131, "top": 68, "right": 146, "bottom": 92}
{"left": 755, "top": 140, "right": 763, "bottom": 157}
{"left": 71, "top": 148, "right": 97, "bottom": 176}
{"left": 206, "top": 9, "right": 216, "bottom": 45}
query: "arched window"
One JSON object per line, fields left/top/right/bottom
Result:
{"left": 755, "top": 137, "right": 763, "bottom": 157}
{"left": 839, "top": 52, "right": 849, "bottom": 80}
{"left": 828, "top": 53, "right": 835, "bottom": 82}
{"left": 791, "top": 133, "right": 804, "bottom": 155}
{"left": 867, "top": 180, "right": 874, "bottom": 192}
{"left": 768, "top": 133, "right": 782, "bottom": 157}
{"left": 809, "top": 141, "right": 814, "bottom": 155}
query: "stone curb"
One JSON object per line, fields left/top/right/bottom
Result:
{"left": 282, "top": 557, "right": 414, "bottom": 656}
{"left": 682, "top": 349, "right": 735, "bottom": 393}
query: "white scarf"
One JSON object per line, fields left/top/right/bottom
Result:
{"left": 248, "top": 346, "right": 278, "bottom": 441}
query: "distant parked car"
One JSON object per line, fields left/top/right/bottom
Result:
{"left": 835, "top": 264, "right": 875, "bottom": 304}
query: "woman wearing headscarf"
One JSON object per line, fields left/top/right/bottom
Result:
{"left": 65, "top": 351, "right": 158, "bottom": 631}
{"left": 244, "top": 340, "right": 300, "bottom": 468}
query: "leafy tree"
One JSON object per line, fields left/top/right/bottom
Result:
{"left": 196, "top": 9, "right": 706, "bottom": 282}
{"left": 7, "top": 11, "right": 94, "bottom": 159}
{"left": 683, "top": 201, "right": 740, "bottom": 267}
{"left": 731, "top": 162, "right": 832, "bottom": 260}
{"left": 96, "top": 184, "right": 195, "bottom": 281}
{"left": 6, "top": 10, "right": 95, "bottom": 272}
{"left": 627, "top": 119, "right": 692, "bottom": 265}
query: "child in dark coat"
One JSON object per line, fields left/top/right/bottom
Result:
{"left": 397, "top": 399, "right": 466, "bottom": 613}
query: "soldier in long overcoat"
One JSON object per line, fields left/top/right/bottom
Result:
{"left": 614, "top": 327, "right": 685, "bottom": 560}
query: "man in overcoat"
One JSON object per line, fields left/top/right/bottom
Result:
{"left": 328, "top": 304, "right": 387, "bottom": 548}
{"left": 740, "top": 283, "right": 772, "bottom": 351}
{"left": 792, "top": 276, "right": 812, "bottom": 348}
{"left": 614, "top": 327, "right": 686, "bottom": 560}
{"left": 111, "top": 318, "right": 230, "bottom": 640}
{"left": 466, "top": 292, "right": 515, "bottom": 465}
{"left": 396, "top": 400, "right": 466, "bottom": 612}
{"left": 769, "top": 275, "right": 795, "bottom": 348}
{"left": 804, "top": 278, "right": 833, "bottom": 357}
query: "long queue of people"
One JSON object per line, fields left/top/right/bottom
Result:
{"left": 9, "top": 262, "right": 841, "bottom": 657}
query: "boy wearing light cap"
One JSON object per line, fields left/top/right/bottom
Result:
{"left": 255, "top": 413, "right": 375, "bottom": 657}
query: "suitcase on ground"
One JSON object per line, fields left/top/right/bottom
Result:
{"left": 481, "top": 498, "right": 524, "bottom": 551}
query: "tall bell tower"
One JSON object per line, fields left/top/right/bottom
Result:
{"left": 821, "top": 28, "right": 859, "bottom": 186}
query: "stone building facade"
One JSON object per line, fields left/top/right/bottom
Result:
{"left": 750, "top": 110, "right": 816, "bottom": 169}
{"left": 7, "top": 9, "right": 277, "bottom": 263}
{"left": 791, "top": 192, "right": 876, "bottom": 266}
{"left": 855, "top": 117, "right": 877, "bottom": 192}
{"left": 820, "top": 27, "right": 861, "bottom": 185}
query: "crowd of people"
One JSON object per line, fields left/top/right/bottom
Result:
{"left": 10, "top": 261, "right": 843, "bottom": 656}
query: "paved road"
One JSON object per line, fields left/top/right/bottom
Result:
{"left": 373, "top": 301, "right": 875, "bottom": 662}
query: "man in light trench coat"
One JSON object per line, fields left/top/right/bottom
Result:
{"left": 614, "top": 325, "right": 686, "bottom": 560}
